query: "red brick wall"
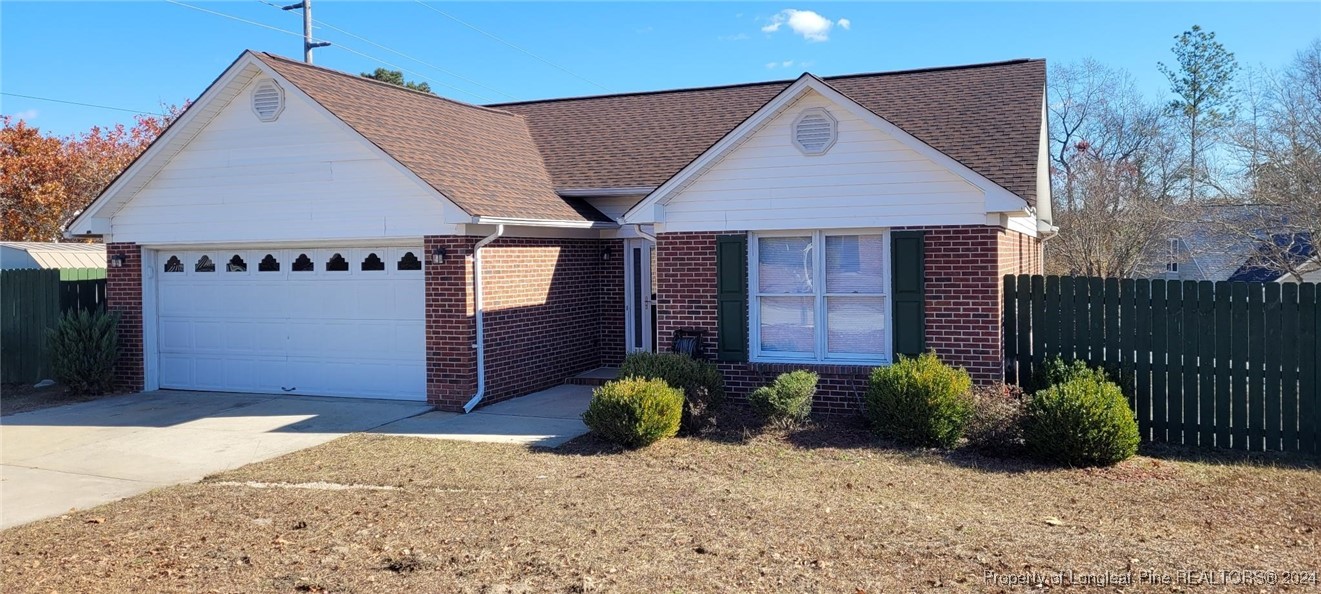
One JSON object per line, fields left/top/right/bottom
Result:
{"left": 655, "top": 226, "right": 1019, "bottom": 414}
{"left": 999, "top": 228, "right": 1044, "bottom": 276}
{"left": 106, "top": 243, "right": 144, "bottom": 392}
{"left": 425, "top": 235, "right": 478, "bottom": 410}
{"left": 479, "top": 237, "right": 609, "bottom": 404}
{"left": 599, "top": 238, "right": 626, "bottom": 366}
{"left": 916, "top": 227, "right": 1003, "bottom": 383}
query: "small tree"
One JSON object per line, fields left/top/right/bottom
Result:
{"left": 1159, "top": 25, "right": 1239, "bottom": 202}
{"left": 48, "top": 309, "right": 120, "bottom": 395}
{"left": 360, "top": 68, "right": 433, "bottom": 94}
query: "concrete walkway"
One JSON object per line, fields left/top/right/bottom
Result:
{"left": 0, "top": 384, "right": 593, "bottom": 530}
{"left": 0, "top": 390, "right": 429, "bottom": 530}
{"left": 373, "top": 384, "right": 592, "bottom": 448}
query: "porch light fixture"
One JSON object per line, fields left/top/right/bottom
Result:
{"left": 109, "top": 254, "right": 126, "bottom": 268}
{"left": 431, "top": 247, "right": 446, "bottom": 265}
{"left": 601, "top": 247, "right": 612, "bottom": 262}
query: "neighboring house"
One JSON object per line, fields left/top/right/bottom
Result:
{"left": 1227, "top": 233, "right": 1318, "bottom": 283}
{"left": 0, "top": 242, "right": 106, "bottom": 273}
{"left": 67, "top": 51, "right": 1051, "bottom": 413}
{"left": 1144, "top": 205, "right": 1318, "bottom": 284}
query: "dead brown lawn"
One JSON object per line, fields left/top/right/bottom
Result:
{"left": 2, "top": 417, "right": 1318, "bottom": 593}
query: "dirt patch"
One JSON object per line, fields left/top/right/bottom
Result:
{"left": 0, "top": 382, "right": 120, "bottom": 416}
{"left": 1, "top": 417, "right": 1318, "bottom": 593}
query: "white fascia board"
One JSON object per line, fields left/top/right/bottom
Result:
{"left": 67, "top": 51, "right": 471, "bottom": 237}
{"left": 622, "top": 73, "right": 1033, "bottom": 225}
{"left": 470, "top": 216, "right": 619, "bottom": 229}
{"left": 557, "top": 187, "right": 655, "bottom": 198}
{"left": 66, "top": 52, "right": 261, "bottom": 237}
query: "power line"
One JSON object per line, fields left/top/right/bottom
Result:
{"left": 256, "top": 0, "right": 514, "bottom": 100}
{"left": 166, "top": 0, "right": 494, "bottom": 102}
{"left": 2, "top": 92, "right": 167, "bottom": 116}
{"left": 412, "top": 0, "right": 609, "bottom": 92}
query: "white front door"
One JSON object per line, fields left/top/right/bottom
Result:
{"left": 153, "top": 247, "right": 426, "bottom": 400}
{"left": 623, "top": 238, "right": 655, "bottom": 353}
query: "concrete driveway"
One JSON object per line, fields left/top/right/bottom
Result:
{"left": 0, "top": 390, "right": 430, "bottom": 530}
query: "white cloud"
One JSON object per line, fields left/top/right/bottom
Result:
{"left": 765, "top": 60, "right": 797, "bottom": 69}
{"left": 761, "top": 9, "right": 850, "bottom": 42}
{"left": 10, "top": 109, "right": 38, "bottom": 122}
{"left": 719, "top": 32, "right": 750, "bottom": 41}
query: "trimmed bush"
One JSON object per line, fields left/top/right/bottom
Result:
{"left": 47, "top": 309, "right": 120, "bottom": 396}
{"left": 582, "top": 377, "right": 684, "bottom": 448}
{"left": 865, "top": 351, "right": 974, "bottom": 448}
{"left": 1023, "top": 375, "right": 1140, "bottom": 466}
{"left": 1032, "top": 357, "right": 1108, "bottom": 391}
{"left": 964, "top": 383, "right": 1026, "bottom": 454}
{"left": 749, "top": 370, "right": 817, "bottom": 428}
{"left": 620, "top": 352, "right": 725, "bottom": 434}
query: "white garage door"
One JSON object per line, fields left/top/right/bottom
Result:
{"left": 155, "top": 247, "right": 425, "bottom": 400}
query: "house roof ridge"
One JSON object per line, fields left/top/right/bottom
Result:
{"left": 487, "top": 58, "right": 1041, "bottom": 107}
{"left": 255, "top": 51, "right": 519, "bottom": 118}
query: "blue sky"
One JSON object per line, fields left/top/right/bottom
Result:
{"left": 2, "top": 2, "right": 1318, "bottom": 137}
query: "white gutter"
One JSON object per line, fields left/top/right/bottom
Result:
{"left": 557, "top": 187, "right": 655, "bottom": 198}
{"left": 463, "top": 224, "right": 505, "bottom": 413}
{"left": 632, "top": 224, "right": 656, "bottom": 243}
{"left": 471, "top": 216, "right": 618, "bottom": 229}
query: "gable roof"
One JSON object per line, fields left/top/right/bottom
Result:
{"left": 254, "top": 53, "right": 608, "bottom": 223}
{"left": 495, "top": 59, "right": 1046, "bottom": 206}
{"left": 1228, "top": 232, "right": 1316, "bottom": 282}
{"left": 0, "top": 242, "right": 106, "bottom": 269}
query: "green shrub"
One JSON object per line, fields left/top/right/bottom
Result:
{"left": 47, "top": 309, "right": 120, "bottom": 396}
{"left": 620, "top": 352, "right": 725, "bottom": 434}
{"left": 865, "top": 351, "right": 974, "bottom": 448}
{"left": 1031, "top": 357, "right": 1109, "bottom": 391}
{"left": 964, "top": 383, "right": 1026, "bottom": 454}
{"left": 1023, "top": 375, "right": 1140, "bottom": 466}
{"left": 582, "top": 377, "right": 684, "bottom": 448}
{"left": 749, "top": 370, "right": 817, "bottom": 428}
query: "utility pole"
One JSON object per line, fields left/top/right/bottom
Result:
{"left": 282, "top": 0, "right": 330, "bottom": 64}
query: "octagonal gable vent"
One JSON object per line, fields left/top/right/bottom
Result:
{"left": 792, "top": 108, "right": 837, "bottom": 155}
{"left": 251, "top": 79, "right": 285, "bottom": 122}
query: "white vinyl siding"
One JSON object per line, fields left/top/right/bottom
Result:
{"left": 658, "top": 91, "right": 987, "bottom": 233}
{"left": 110, "top": 76, "right": 463, "bottom": 244}
{"left": 750, "top": 230, "right": 890, "bottom": 364}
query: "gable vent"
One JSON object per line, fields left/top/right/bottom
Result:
{"left": 251, "top": 79, "right": 285, "bottom": 122}
{"left": 792, "top": 108, "right": 837, "bottom": 155}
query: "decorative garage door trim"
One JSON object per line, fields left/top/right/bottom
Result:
{"left": 154, "top": 246, "right": 425, "bottom": 400}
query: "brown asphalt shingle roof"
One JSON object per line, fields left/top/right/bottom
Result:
{"left": 255, "top": 53, "right": 608, "bottom": 223}
{"left": 495, "top": 59, "right": 1046, "bottom": 207}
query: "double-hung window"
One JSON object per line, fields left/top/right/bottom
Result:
{"left": 750, "top": 230, "right": 889, "bottom": 364}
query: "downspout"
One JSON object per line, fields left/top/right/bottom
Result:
{"left": 632, "top": 223, "right": 656, "bottom": 243}
{"left": 463, "top": 224, "right": 505, "bottom": 413}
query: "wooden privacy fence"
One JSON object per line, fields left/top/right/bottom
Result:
{"left": 1004, "top": 274, "right": 1320, "bottom": 455}
{"left": 1, "top": 268, "right": 107, "bottom": 384}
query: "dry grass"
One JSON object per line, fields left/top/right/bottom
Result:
{"left": 0, "top": 383, "right": 118, "bottom": 416}
{"left": 2, "top": 416, "right": 1318, "bottom": 593}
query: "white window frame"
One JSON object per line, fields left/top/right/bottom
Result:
{"left": 749, "top": 229, "right": 891, "bottom": 365}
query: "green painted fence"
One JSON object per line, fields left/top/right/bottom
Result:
{"left": 1004, "top": 274, "right": 1320, "bottom": 454}
{"left": 1, "top": 268, "right": 107, "bottom": 384}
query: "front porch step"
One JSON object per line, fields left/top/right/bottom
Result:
{"left": 566, "top": 367, "right": 619, "bottom": 387}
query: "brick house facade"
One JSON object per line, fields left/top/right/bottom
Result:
{"left": 81, "top": 52, "right": 1049, "bottom": 413}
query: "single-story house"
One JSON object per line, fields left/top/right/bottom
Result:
{"left": 68, "top": 51, "right": 1051, "bottom": 413}
{"left": 0, "top": 242, "right": 106, "bottom": 273}
{"left": 1148, "top": 205, "right": 1320, "bottom": 284}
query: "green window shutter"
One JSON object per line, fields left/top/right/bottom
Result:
{"left": 891, "top": 230, "right": 926, "bottom": 358}
{"left": 715, "top": 234, "right": 748, "bottom": 362}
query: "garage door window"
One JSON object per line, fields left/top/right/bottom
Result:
{"left": 258, "top": 254, "right": 280, "bottom": 272}
{"left": 397, "top": 252, "right": 421, "bottom": 271}
{"left": 164, "top": 256, "right": 184, "bottom": 273}
{"left": 326, "top": 253, "right": 349, "bottom": 272}
{"left": 195, "top": 255, "right": 215, "bottom": 273}
{"left": 226, "top": 255, "right": 247, "bottom": 272}
{"left": 362, "top": 253, "right": 385, "bottom": 271}
{"left": 292, "top": 254, "right": 314, "bottom": 272}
